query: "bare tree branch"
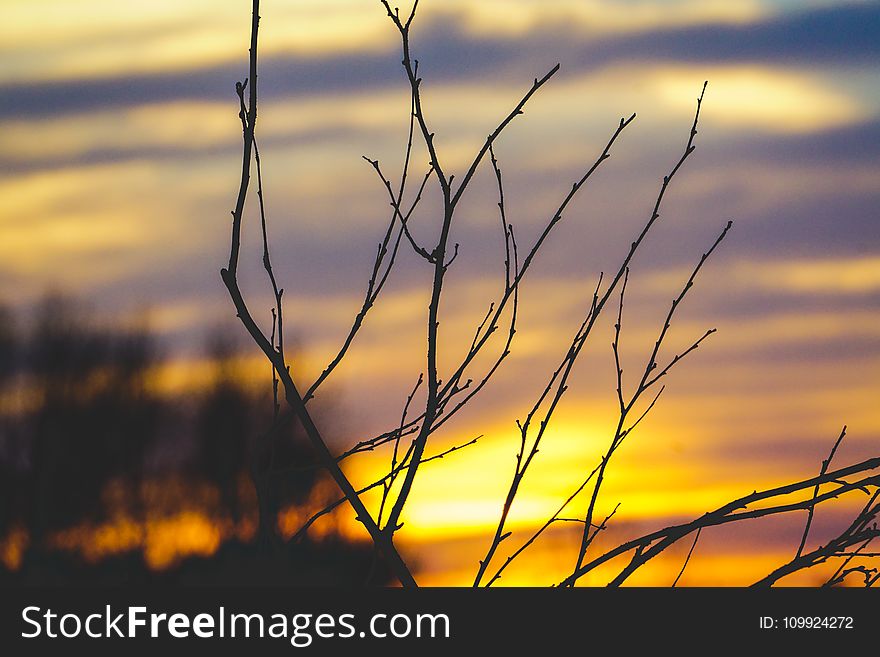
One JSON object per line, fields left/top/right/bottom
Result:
{"left": 291, "top": 435, "right": 480, "bottom": 543}
{"left": 558, "top": 456, "right": 880, "bottom": 587}
{"left": 219, "top": 2, "right": 879, "bottom": 591}
{"left": 796, "top": 425, "right": 847, "bottom": 558}
{"left": 221, "top": 0, "right": 416, "bottom": 587}
{"left": 380, "top": 1, "right": 575, "bottom": 540}
{"left": 757, "top": 487, "right": 879, "bottom": 587}
{"left": 302, "top": 84, "right": 428, "bottom": 403}
{"left": 672, "top": 527, "right": 702, "bottom": 587}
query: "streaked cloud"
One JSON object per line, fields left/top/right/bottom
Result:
{"left": 0, "top": 0, "right": 769, "bottom": 84}
{"left": 734, "top": 256, "right": 880, "bottom": 294}
{"left": 644, "top": 256, "right": 880, "bottom": 296}
{"left": 652, "top": 66, "right": 868, "bottom": 133}
{"left": 2, "top": 2, "right": 876, "bottom": 120}
{"left": 435, "top": 0, "right": 767, "bottom": 36}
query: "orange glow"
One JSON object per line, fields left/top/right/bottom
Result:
{"left": 399, "top": 526, "right": 852, "bottom": 587}
{"left": 0, "top": 526, "right": 29, "bottom": 571}
{"left": 44, "top": 512, "right": 224, "bottom": 570}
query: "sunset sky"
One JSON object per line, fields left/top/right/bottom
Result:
{"left": 1, "top": 0, "right": 878, "bottom": 585}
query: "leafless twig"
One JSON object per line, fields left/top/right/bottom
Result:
{"left": 221, "top": 0, "right": 416, "bottom": 587}
{"left": 796, "top": 426, "right": 847, "bottom": 559}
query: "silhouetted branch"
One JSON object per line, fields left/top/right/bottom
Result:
{"left": 573, "top": 220, "right": 731, "bottom": 577}
{"left": 485, "top": 462, "right": 603, "bottom": 586}
{"left": 824, "top": 536, "right": 878, "bottom": 587}
{"left": 303, "top": 83, "right": 428, "bottom": 403}
{"left": 380, "top": 1, "right": 581, "bottom": 541}
{"left": 363, "top": 158, "right": 435, "bottom": 263}
{"left": 450, "top": 64, "right": 561, "bottom": 209}
{"left": 378, "top": 373, "right": 423, "bottom": 527}
{"left": 796, "top": 426, "right": 847, "bottom": 559}
{"left": 558, "top": 454, "right": 880, "bottom": 587}
{"left": 253, "top": 137, "right": 285, "bottom": 382}
{"left": 474, "top": 273, "right": 605, "bottom": 587}
{"left": 291, "top": 435, "right": 480, "bottom": 543}
{"left": 672, "top": 527, "right": 702, "bottom": 587}
{"left": 221, "top": 0, "right": 416, "bottom": 587}
{"left": 438, "top": 114, "right": 635, "bottom": 413}
{"left": 217, "top": 1, "right": 880, "bottom": 591}
{"left": 756, "top": 487, "right": 879, "bottom": 587}
{"left": 430, "top": 152, "right": 519, "bottom": 433}
{"left": 381, "top": 0, "right": 449, "bottom": 193}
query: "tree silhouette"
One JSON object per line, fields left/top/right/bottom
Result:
{"left": 193, "top": 335, "right": 254, "bottom": 529}
{"left": 192, "top": 333, "right": 320, "bottom": 548}
{"left": 221, "top": 0, "right": 879, "bottom": 588}
{"left": 23, "top": 297, "right": 159, "bottom": 543}
{"left": 0, "top": 297, "right": 387, "bottom": 585}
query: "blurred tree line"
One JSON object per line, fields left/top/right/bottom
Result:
{"left": 0, "top": 296, "right": 385, "bottom": 585}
